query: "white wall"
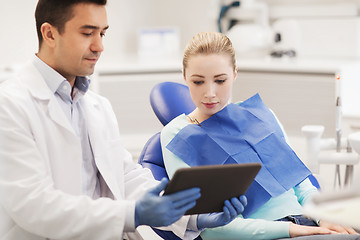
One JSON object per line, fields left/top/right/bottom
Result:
{"left": 2, "top": 0, "right": 360, "bottom": 66}
{"left": 98, "top": 0, "right": 220, "bottom": 63}
{"left": 1, "top": 0, "right": 38, "bottom": 68}
{"left": 0, "top": 0, "right": 219, "bottom": 67}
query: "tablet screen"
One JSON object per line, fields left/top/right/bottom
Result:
{"left": 163, "top": 163, "right": 261, "bottom": 215}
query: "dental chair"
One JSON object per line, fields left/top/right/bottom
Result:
{"left": 139, "top": 132, "right": 196, "bottom": 240}
{"left": 140, "top": 82, "right": 196, "bottom": 181}
{"left": 138, "top": 82, "right": 320, "bottom": 239}
{"left": 150, "top": 81, "right": 196, "bottom": 126}
{"left": 139, "top": 82, "right": 201, "bottom": 240}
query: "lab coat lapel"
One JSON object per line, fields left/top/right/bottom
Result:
{"left": 21, "top": 63, "right": 76, "bottom": 136}
{"left": 18, "top": 62, "right": 82, "bottom": 194}
{"left": 47, "top": 99, "right": 76, "bottom": 135}
{"left": 82, "top": 95, "right": 124, "bottom": 199}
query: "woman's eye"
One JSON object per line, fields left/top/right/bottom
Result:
{"left": 215, "top": 79, "right": 226, "bottom": 84}
{"left": 193, "top": 81, "right": 203, "bottom": 85}
{"left": 82, "top": 33, "right": 92, "bottom": 36}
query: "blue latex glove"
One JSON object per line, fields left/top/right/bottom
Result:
{"left": 135, "top": 178, "right": 201, "bottom": 228}
{"left": 197, "top": 195, "right": 247, "bottom": 230}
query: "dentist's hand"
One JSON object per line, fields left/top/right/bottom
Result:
{"left": 135, "top": 178, "right": 201, "bottom": 228}
{"left": 197, "top": 195, "right": 247, "bottom": 229}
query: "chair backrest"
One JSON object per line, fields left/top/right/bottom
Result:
{"left": 150, "top": 82, "right": 196, "bottom": 126}
{"left": 138, "top": 132, "right": 203, "bottom": 240}
{"left": 138, "top": 132, "right": 168, "bottom": 181}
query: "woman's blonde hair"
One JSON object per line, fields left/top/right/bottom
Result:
{"left": 182, "top": 32, "right": 236, "bottom": 77}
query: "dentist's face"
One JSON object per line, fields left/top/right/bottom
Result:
{"left": 185, "top": 53, "right": 237, "bottom": 119}
{"left": 51, "top": 3, "right": 108, "bottom": 81}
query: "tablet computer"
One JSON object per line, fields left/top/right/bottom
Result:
{"left": 163, "top": 163, "right": 261, "bottom": 215}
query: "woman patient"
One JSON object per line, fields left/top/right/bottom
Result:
{"left": 161, "top": 32, "right": 358, "bottom": 239}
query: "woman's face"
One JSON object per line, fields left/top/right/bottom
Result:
{"left": 185, "top": 53, "right": 237, "bottom": 121}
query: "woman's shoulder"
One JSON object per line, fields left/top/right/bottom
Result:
{"left": 161, "top": 114, "right": 189, "bottom": 142}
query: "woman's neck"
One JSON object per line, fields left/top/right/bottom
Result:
{"left": 188, "top": 108, "right": 210, "bottom": 124}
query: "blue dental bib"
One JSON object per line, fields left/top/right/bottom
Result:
{"left": 166, "top": 94, "right": 311, "bottom": 217}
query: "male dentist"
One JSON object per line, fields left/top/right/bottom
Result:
{"left": 0, "top": 0, "right": 246, "bottom": 239}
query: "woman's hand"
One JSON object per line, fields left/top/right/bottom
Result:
{"left": 318, "top": 220, "right": 359, "bottom": 235}
{"left": 289, "top": 223, "right": 333, "bottom": 238}
{"left": 197, "top": 195, "right": 247, "bottom": 229}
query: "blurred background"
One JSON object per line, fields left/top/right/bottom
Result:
{"left": 1, "top": 0, "right": 360, "bottom": 191}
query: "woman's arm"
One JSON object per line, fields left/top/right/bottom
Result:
{"left": 200, "top": 217, "right": 291, "bottom": 240}
{"left": 294, "top": 178, "right": 318, "bottom": 206}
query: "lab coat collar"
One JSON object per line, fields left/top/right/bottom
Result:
{"left": 19, "top": 60, "right": 76, "bottom": 135}
{"left": 33, "top": 54, "right": 66, "bottom": 95}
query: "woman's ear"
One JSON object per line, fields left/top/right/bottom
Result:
{"left": 183, "top": 74, "right": 188, "bottom": 86}
{"left": 40, "top": 22, "right": 57, "bottom": 48}
{"left": 234, "top": 66, "right": 238, "bottom": 81}
{"left": 182, "top": 70, "right": 187, "bottom": 84}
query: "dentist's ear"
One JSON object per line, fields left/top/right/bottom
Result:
{"left": 41, "top": 22, "right": 58, "bottom": 48}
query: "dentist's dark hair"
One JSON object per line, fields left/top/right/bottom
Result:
{"left": 35, "top": 0, "right": 107, "bottom": 47}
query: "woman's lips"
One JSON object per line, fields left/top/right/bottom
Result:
{"left": 203, "top": 102, "right": 218, "bottom": 109}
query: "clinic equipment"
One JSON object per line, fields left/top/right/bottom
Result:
{"left": 218, "top": 1, "right": 240, "bottom": 33}
{"left": 302, "top": 125, "right": 359, "bottom": 188}
{"left": 336, "top": 96, "right": 342, "bottom": 152}
{"left": 302, "top": 74, "right": 359, "bottom": 188}
{"left": 336, "top": 75, "right": 342, "bottom": 153}
{"left": 221, "top": 0, "right": 273, "bottom": 57}
{"left": 304, "top": 132, "right": 360, "bottom": 230}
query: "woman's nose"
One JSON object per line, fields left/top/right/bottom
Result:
{"left": 205, "top": 84, "right": 216, "bottom": 98}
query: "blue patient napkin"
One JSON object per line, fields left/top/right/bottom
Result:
{"left": 166, "top": 93, "right": 311, "bottom": 217}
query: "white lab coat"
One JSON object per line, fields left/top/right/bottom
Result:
{"left": 0, "top": 61, "right": 191, "bottom": 240}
